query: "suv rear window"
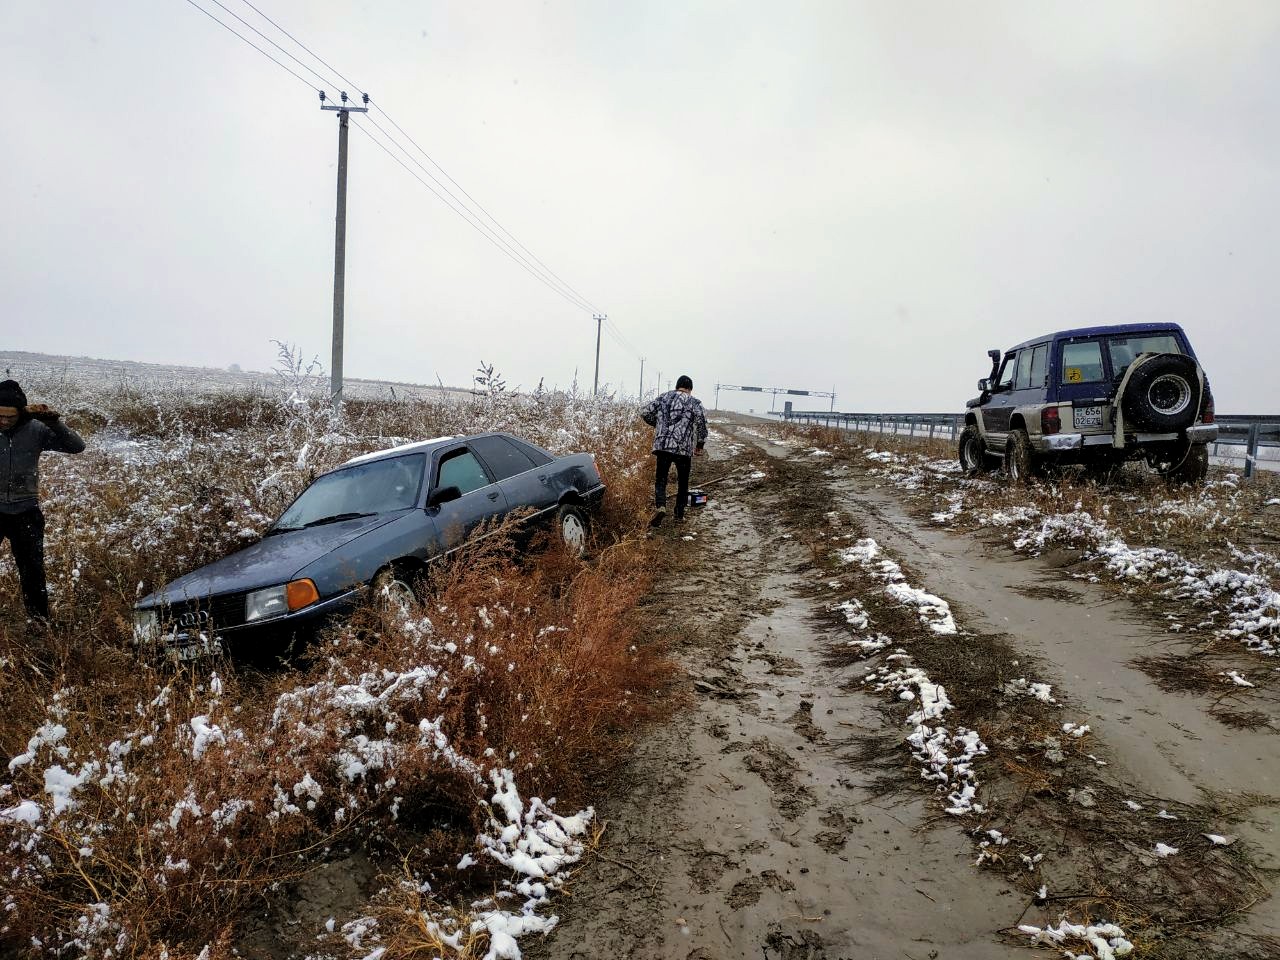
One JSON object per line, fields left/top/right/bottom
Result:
{"left": 1107, "top": 334, "right": 1182, "bottom": 380}
{"left": 1061, "top": 341, "right": 1105, "bottom": 384}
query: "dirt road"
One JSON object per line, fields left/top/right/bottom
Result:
{"left": 533, "top": 419, "right": 1279, "bottom": 960}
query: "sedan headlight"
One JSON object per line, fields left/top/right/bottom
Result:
{"left": 245, "top": 585, "right": 288, "bottom": 623}
{"left": 245, "top": 579, "right": 320, "bottom": 623}
{"left": 133, "top": 608, "right": 159, "bottom": 642}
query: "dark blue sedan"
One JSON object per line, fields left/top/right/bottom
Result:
{"left": 133, "top": 432, "right": 605, "bottom": 660}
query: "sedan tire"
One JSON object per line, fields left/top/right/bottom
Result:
{"left": 373, "top": 567, "right": 417, "bottom": 616}
{"left": 557, "top": 504, "right": 590, "bottom": 558}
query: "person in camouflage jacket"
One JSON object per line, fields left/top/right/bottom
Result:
{"left": 640, "top": 375, "right": 707, "bottom": 526}
{"left": 0, "top": 380, "right": 85, "bottom": 619}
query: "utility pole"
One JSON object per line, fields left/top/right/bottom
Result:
{"left": 592, "top": 314, "right": 605, "bottom": 396}
{"left": 321, "top": 90, "right": 369, "bottom": 407}
{"left": 655, "top": 371, "right": 661, "bottom": 397}
{"left": 639, "top": 357, "right": 645, "bottom": 399}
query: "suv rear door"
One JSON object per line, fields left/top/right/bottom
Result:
{"left": 1055, "top": 337, "right": 1113, "bottom": 432}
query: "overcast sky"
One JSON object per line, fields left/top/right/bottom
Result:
{"left": 4, "top": 2, "right": 1279, "bottom": 413}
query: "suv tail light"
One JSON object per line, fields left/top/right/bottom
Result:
{"left": 1201, "top": 394, "right": 1215, "bottom": 424}
{"left": 1041, "top": 407, "right": 1061, "bottom": 435}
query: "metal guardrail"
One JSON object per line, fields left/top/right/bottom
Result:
{"left": 775, "top": 410, "right": 1280, "bottom": 478}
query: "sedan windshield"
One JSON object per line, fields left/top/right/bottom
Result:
{"left": 274, "top": 454, "right": 425, "bottom": 531}
{"left": 1107, "top": 334, "right": 1182, "bottom": 380}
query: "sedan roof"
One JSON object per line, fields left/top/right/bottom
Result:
{"left": 343, "top": 436, "right": 459, "bottom": 467}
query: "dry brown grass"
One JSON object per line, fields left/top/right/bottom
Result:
{"left": 0, "top": 383, "right": 671, "bottom": 958}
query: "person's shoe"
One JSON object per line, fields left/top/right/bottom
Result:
{"left": 649, "top": 506, "right": 667, "bottom": 528}
{"left": 674, "top": 511, "right": 686, "bottom": 524}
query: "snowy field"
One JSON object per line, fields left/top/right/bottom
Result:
{"left": 0, "top": 365, "right": 658, "bottom": 960}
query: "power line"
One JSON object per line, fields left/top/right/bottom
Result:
{"left": 361, "top": 112, "right": 596, "bottom": 313}
{"left": 369, "top": 102, "right": 603, "bottom": 315}
{"left": 231, "top": 0, "right": 602, "bottom": 317}
{"left": 237, "top": 0, "right": 367, "bottom": 96}
{"left": 222, "top": 0, "right": 606, "bottom": 321}
{"left": 186, "top": 0, "right": 638, "bottom": 359}
{"left": 201, "top": 0, "right": 341, "bottom": 91}
{"left": 350, "top": 118, "right": 601, "bottom": 315}
{"left": 180, "top": 0, "right": 317, "bottom": 90}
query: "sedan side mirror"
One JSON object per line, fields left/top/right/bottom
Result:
{"left": 428, "top": 485, "right": 462, "bottom": 509}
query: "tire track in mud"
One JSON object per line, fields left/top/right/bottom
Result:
{"left": 736, "top": 428, "right": 1279, "bottom": 959}
{"left": 534, "top": 430, "right": 1027, "bottom": 960}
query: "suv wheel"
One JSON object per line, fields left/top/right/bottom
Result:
{"left": 1121, "top": 354, "right": 1200, "bottom": 431}
{"left": 1163, "top": 443, "right": 1209, "bottom": 486}
{"left": 1005, "top": 429, "right": 1037, "bottom": 484}
{"left": 958, "top": 425, "right": 993, "bottom": 475}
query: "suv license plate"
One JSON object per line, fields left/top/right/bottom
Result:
{"left": 1075, "top": 406, "right": 1103, "bottom": 428}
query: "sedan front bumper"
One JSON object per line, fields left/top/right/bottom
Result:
{"left": 140, "top": 586, "right": 362, "bottom": 660}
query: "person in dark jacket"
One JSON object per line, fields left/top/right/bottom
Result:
{"left": 0, "top": 380, "right": 85, "bottom": 620}
{"left": 640, "top": 375, "right": 708, "bottom": 527}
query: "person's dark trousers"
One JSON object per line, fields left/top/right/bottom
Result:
{"left": 654, "top": 452, "right": 692, "bottom": 518}
{"left": 0, "top": 508, "right": 48, "bottom": 618}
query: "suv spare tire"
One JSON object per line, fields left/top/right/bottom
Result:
{"left": 1120, "top": 354, "right": 1199, "bottom": 432}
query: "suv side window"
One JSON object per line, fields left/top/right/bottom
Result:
{"left": 436, "top": 449, "right": 492, "bottom": 495}
{"left": 1107, "top": 334, "right": 1181, "bottom": 380}
{"left": 1028, "top": 344, "right": 1049, "bottom": 390}
{"left": 1061, "top": 341, "right": 1105, "bottom": 384}
{"left": 1014, "top": 350, "right": 1034, "bottom": 390}
{"left": 996, "top": 353, "right": 1017, "bottom": 391}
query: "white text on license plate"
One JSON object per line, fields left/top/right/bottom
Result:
{"left": 166, "top": 634, "right": 224, "bottom": 662}
{"left": 1075, "top": 406, "right": 1103, "bottom": 428}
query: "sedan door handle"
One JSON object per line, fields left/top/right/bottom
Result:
{"left": 537, "top": 475, "right": 548, "bottom": 484}
{"left": 487, "top": 491, "right": 500, "bottom": 501}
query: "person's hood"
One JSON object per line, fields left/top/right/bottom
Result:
{"left": 0, "top": 380, "right": 27, "bottom": 410}
{"left": 137, "top": 513, "right": 396, "bottom": 608}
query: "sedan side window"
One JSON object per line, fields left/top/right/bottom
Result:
{"left": 1061, "top": 341, "right": 1105, "bottom": 384}
{"left": 436, "top": 450, "right": 491, "bottom": 495}
{"left": 469, "top": 435, "right": 537, "bottom": 481}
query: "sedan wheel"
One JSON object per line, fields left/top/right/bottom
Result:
{"left": 557, "top": 505, "right": 589, "bottom": 558}
{"left": 373, "top": 569, "right": 416, "bottom": 616}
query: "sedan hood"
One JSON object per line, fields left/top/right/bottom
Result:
{"left": 138, "top": 513, "right": 398, "bottom": 608}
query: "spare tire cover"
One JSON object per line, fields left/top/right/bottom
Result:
{"left": 1121, "top": 354, "right": 1199, "bottom": 431}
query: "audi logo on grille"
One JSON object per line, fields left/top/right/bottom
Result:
{"left": 177, "top": 610, "right": 211, "bottom": 628}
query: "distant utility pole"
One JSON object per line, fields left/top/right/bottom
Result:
{"left": 321, "top": 90, "right": 369, "bottom": 406}
{"left": 639, "top": 357, "right": 645, "bottom": 399}
{"left": 592, "top": 314, "right": 605, "bottom": 396}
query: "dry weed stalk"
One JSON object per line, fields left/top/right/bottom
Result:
{"left": 0, "top": 380, "right": 668, "bottom": 957}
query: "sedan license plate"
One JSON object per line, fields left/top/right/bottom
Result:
{"left": 1075, "top": 406, "right": 1103, "bottom": 429}
{"left": 164, "top": 633, "right": 224, "bottom": 662}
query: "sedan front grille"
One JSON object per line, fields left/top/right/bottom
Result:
{"left": 163, "top": 593, "right": 247, "bottom": 633}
